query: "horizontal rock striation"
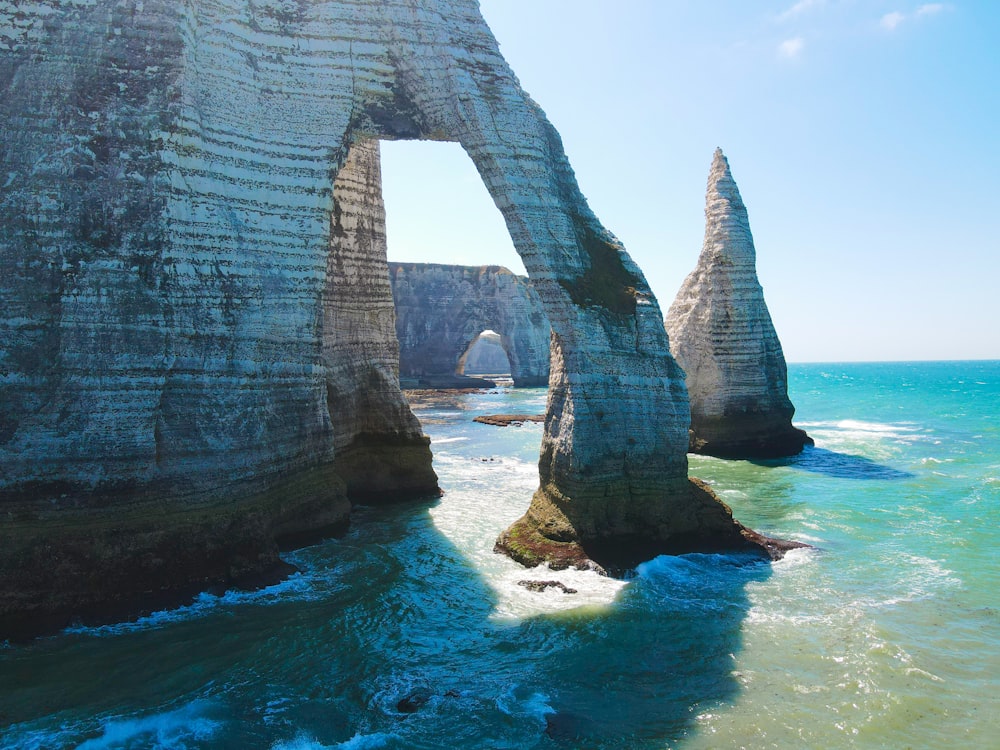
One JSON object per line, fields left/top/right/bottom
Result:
{"left": 0, "top": 1, "right": 441, "bottom": 637}
{"left": 323, "top": 139, "right": 439, "bottom": 502}
{"left": 665, "top": 149, "right": 812, "bottom": 458}
{"left": 0, "top": 1, "right": 794, "bottom": 636}
{"left": 389, "top": 263, "right": 551, "bottom": 388}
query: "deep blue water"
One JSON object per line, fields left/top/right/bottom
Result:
{"left": 2, "top": 361, "right": 998, "bottom": 749}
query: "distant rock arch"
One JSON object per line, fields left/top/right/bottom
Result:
{"left": 460, "top": 331, "right": 510, "bottom": 377}
{"left": 389, "top": 262, "right": 550, "bottom": 388}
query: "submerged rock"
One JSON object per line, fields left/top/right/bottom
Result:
{"left": 666, "top": 149, "right": 812, "bottom": 458}
{"left": 517, "top": 580, "right": 578, "bottom": 594}
{"left": 396, "top": 687, "right": 434, "bottom": 714}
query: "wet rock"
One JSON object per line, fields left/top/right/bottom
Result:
{"left": 517, "top": 580, "right": 578, "bottom": 594}
{"left": 396, "top": 687, "right": 434, "bottom": 714}
{"left": 473, "top": 414, "right": 545, "bottom": 427}
{"left": 544, "top": 710, "right": 588, "bottom": 741}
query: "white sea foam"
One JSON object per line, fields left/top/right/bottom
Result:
{"left": 335, "top": 734, "right": 400, "bottom": 750}
{"left": 270, "top": 731, "right": 401, "bottom": 750}
{"left": 797, "top": 419, "right": 924, "bottom": 439}
{"left": 770, "top": 545, "right": 817, "bottom": 569}
{"left": 837, "top": 419, "right": 920, "bottom": 433}
{"left": 75, "top": 700, "right": 221, "bottom": 749}
{"left": 489, "top": 563, "right": 626, "bottom": 620}
{"left": 495, "top": 686, "right": 554, "bottom": 725}
{"left": 0, "top": 726, "right": 80, "bottom": 750}
{"left": 272, "top": 736, "right": 330, "bottom": 750}
{"left": 876, "top": 553, "right": 962, "bottom": 604}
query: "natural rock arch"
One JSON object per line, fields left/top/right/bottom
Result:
{"left": 389, "top": 262, "right": 551, "bottom": 388}
{"left": 0, "top": 0, "right": 795, "bottom": 636}
{"left": 460, "top": 331, "right": 511, "bottom": 378}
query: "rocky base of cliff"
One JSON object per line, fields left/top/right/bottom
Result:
{"left": 0, "top": 463, "right": 356, "bottom": 642}
{"left": 334, "top": 434, "right": 441, "bottom": 503}
{"left": 495, "top": 478, "right": 807, "bottom": 574}
{"left": 689, "top": 415, "right": 813, "bottom": 459}
{"left": 1, "top": 432, "right": 445, "bottom": 641}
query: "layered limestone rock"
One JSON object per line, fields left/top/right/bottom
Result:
{"left": 389, "top": 263, "right": 551, "bottom": 388}
{"left": 665, "top": 149, "right": 812, "bottom": 458}
{"left": 323, "top": 140, "right": 439, "bottom": 502}
{"left": 0, "top": 0, "right": 793, "bottom": 636}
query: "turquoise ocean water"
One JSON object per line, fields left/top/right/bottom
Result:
{"left": 2, "top": 361, "right": 998, "bottom": 749}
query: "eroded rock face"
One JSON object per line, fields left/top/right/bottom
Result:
{"left": 323, "top": 140, "right": 439, "bottom": 502}
{"left": 0, "top": 0, "right": 787, "bottom": 636}
{"left": 389, "top": 263, "right": 551, "bottom": 388}
{"left": 665, "top": 149, "right": 812, "bottom": 458}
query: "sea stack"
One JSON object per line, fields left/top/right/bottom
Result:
{"left": 665, "top": 149, "right": 812, "bottom": 458}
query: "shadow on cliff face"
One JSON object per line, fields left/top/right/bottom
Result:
{"left": 751, "top": 444, "right": 914, "bottom": 480}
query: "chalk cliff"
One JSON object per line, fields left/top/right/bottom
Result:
{"left": 389, "top": 263, "right": 550, "bottom": 388}
{"left": 0, "top": 1, "right": 793, "bottom": 636}
{"left": 665, "top": 149, "right": 811, "bottom": 458}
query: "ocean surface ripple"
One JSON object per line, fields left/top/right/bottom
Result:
{"left": 2, "top": 361, "right": 998, "bottom": 748}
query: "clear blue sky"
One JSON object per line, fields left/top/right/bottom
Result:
{"left": 381, "top": 1, "right": 1000, "bottom": 363}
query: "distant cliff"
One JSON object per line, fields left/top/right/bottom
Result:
{"left": 389, "top": 262, "right": 550, "bottom": 388}
{"left": 666, "top": 149, "right": 811, "bottom": 458}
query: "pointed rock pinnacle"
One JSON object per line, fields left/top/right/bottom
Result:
{"left": 665, "top": 149, "right": 812, "bottom": 459}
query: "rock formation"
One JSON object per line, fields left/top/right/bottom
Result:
{"left": 462, "top": 332, "right": 510, "bottom": 376}
{"left": 0, "top": 1, "right": 795, "bottom": 637}
{"left": 665, "top": 149, "right": 812, "bottom": 458}
{"left": 389, "top": 263, "right": 550, "bottom": 388}
{"left": 323, "top": 140, "right": 440, "bottom": 502}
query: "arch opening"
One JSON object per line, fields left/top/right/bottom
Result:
{"left": 458, "top": 330, "right": 513, "bottom": 385}
{"left": 380, "top": 140, "right": 526, "bottom": 275}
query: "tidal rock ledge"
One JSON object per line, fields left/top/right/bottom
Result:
{"left": 496, "top": 478, "right": 807, "bottom": 573}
